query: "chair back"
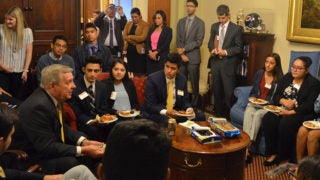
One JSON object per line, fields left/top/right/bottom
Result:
{"left": 132, "top": 76, "right": 147, "bottom": 107}
{"left": 97, "top": 72, "right": 110, "bottom": 81}
{"left": 63, "top": 102, "right": 77, "bottom": 131}
{"left": 289, "top": 51, "right": 320, "bottom": 79}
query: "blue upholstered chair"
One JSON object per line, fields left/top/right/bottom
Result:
{"left": 229, "top": 51, "right": 320, "bottom": 155}
{"left": 289, "top": 51, "right": 320, "bottom": 79}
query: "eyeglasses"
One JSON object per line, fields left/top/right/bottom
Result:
{"left": 54, "top": 43, "right": 67, "bottom": 49}
{"left": 186, "top": 5, "right": 196, "bottom": 8}
{"left": 291, "top": 66, "right": 305, "bottom": 71}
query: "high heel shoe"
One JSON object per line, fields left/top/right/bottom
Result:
{"left": 263, "top": 157, "right": 280, "bottom": 166}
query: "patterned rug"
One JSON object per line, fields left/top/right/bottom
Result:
{"left": 245, "top": 155, "right": 291, "bottom": 180}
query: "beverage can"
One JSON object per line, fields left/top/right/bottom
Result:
{"left": 168, "top": 118, "right": 177, "bottom": 136}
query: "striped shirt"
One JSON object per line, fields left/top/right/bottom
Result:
{"left": 0, "top": 25, "right": 33, "bottom": 72}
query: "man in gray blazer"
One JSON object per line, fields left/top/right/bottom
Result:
{"left": 208, "top": 4, "right": 243, "bottom": 118}
{"left": 176, "top": 0, "right": 205, "bottom": 109}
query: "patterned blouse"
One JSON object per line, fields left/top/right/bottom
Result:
{"left": 283, "top": 83, "right": 300, "bottom": 108}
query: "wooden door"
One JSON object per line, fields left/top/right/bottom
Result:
{"left": 148, "top": 0, "right": 171, "bottom": 27}
{"left": 83, "top": 0, "right": 100, "bottom": 25}
{"left": 0, "top": 0, "right": 24, "bottom": 23}
{"left": 28, "top": 0, "right": 77, "bottom": 61}
{"left": 0, "top": 0, "right": 78, "bottom": 64}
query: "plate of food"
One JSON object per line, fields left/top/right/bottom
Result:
{"left": 303, "top": 121, "right": 320, "bottom": 129}
{"left": 118, "top": 110, "right": 140, "bottom": 118}
{"left": 175, "top": 110, "right": 195, "bottom": 117}
{"left": 249, "top": 97, "right": 268, "bottom": 105}
{"left": 97, "top": 114, "right": 118, "bottom": 124}
{"left": 264, "top": 105, "right": 282, "bottom": 113}
{"left": 87, "top": 114, "right": 118, "bottom": 125}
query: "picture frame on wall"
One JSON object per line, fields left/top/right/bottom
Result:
{"left": 287, "top": 0, "right": 320, "bottom": 44}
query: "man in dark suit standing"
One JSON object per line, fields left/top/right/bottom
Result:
{"left": 11, "top": 64, "right": 104, "bottom": 174}
{"left": 208, "top": 4, "right": 243, "bottom": 118}
{"left": 73, "top": 23, "right": 114, "bottom": 78}
{"left": 68, "top": 56, "right": 109, "bottom": 141}
{"left": 176, "top": 0, "right": 205, "bottom": 109}
{"left": 94, "top": 4, "right": 127, "bottom": 57}
{"left": 141, "top": 53, "right": 205, "bottom": 127}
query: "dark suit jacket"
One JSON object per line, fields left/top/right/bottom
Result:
{"left": 103, "top": 78, "right": 139, "bottom": 114}
{"left": 176, "top": 16, "right": 205, "bottom": 64}
{"left": 68, "top": 78, "right": 109, "bottom": 125}
{"left": 94, "top": 13, "right": 127, "bottom": 50}
{"left": 141, "top": 70, "right": 191, "bottom": 115}
{"left": 145, "top": 26, "right": 172, "bottom": 62}
{"left": 12, "top": 88, "right": 85, "bottom": 159}
{"left": 273, "top": 73, "right": 320, "bottom": 116}
{"left": 207, "top": 21, "right": 243, "bottom": 69}
{"left": 1, "top": 168, "right": 44, "bottom": 180}
{"left": 73, "top": 42, "right": 114, "bottom": 78}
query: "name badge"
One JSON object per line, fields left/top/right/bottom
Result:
{"left": 79, "top": 91, "right": 89, "bottom": 100}
{"left": 264, "top": 83, "right": 271, "bottom": 89}
{"left": 177, "top": 90, "right": 184, "bottom": 96}
{"left": 110, "top": 91, "right": 117, "bottom": 100}
{"left": 141, "top": 48, "right": 145, "bottom": 54}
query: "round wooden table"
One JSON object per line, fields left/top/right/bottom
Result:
{"left": 169, "top": 121, "right": 249, "bottom": 180}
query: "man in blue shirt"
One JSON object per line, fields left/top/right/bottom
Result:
{"left": 37, "top": 35, "right": 75, "bottom": 84}
{"left": 73, "top": 23, "right": 114, "bottom": 79}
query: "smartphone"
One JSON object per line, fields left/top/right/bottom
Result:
{"left": 7, "top": 104, "right": 17, "bottom": 109}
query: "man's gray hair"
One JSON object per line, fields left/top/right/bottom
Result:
{"left": 40, "top": 64, "right": 73, "bottom": 88}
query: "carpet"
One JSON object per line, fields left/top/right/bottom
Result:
{"left": 245, "top": 155, "right": 291, "bottom": 180}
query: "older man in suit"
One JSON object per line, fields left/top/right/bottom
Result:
{"left": 176, "top": 0, "right": 205, "bottom": 109}
{"left": 10, "top": 64, "right": 104, "bottom": 174}
{"left": 141, "top": 53, "right": 205, "bottom": 127}
{"left": 94, "top": 4, "right": 127, "bottom": 57}
{"left": 208, "top": 4, "right": 243, "bottom": 118}
{"left": 0, "top": 105, "right": 97, "bottom": 180}
{"left": 68, "top": 56, "right": 109, "bottom": 141}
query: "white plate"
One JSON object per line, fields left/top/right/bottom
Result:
{"left": 86, "top": 115, "right": 118, "bottom": 125}
{"left": 175, "top": 112, "right": 195, "bottom": 117}
{"left": 264, "top": 105, "right": 282, "bottom": 113}
{"left": 118, "top": 111, "right": 140, "bottom": 118}
{"left": 303, "top": 121, "right": 320, "bottom": 129}
{"left": 97, "top": 117, "right": 118, "bottom": 124}
{"left": 249, "top": 97, "right": 268, "bottom": 105}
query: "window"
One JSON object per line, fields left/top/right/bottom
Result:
{"left": 111, "top": 0, "right": 132, "bottom": 19}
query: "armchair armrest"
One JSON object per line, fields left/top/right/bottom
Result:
{"left": 233, "top": 86, "right": 252, "bottom": 108}
{"left": 230, "top": 86, "right": 252, "bottom": 129}
{"left": 4, "top": 149, "right": 41, "bottom": 173}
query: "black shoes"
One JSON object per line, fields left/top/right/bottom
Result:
{"left": 246, "top": 154, "right": 253, "bottom": 164}
{"left": 263, "top": 157, "right": 279, "bottom": 166}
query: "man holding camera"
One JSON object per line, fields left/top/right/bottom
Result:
{"left": 95, "top": 4, "right": 127, "bottom": 57}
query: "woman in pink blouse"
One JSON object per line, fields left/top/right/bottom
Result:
{"left": 145, "top": 10, "right": 172, "bottom": 75}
